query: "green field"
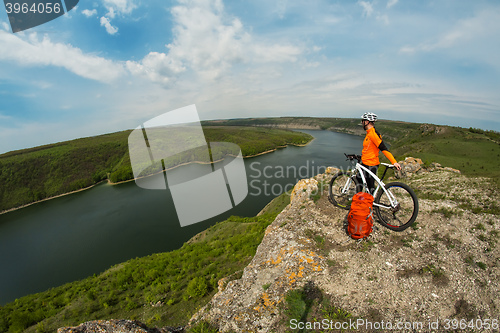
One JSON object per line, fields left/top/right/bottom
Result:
{"left": 0, "top": 193, "right": 290, "bottom": 333}
{"left": 0, "top": 127, "right": 312, "bottom": 212}
{"left": 391, "top": 125, "right": 500, "bottom": 180}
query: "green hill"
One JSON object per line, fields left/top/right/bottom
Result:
{"left": 205, "top": 117, "right": 500, "bottom": 180}
{"left": 0, "top": 127, "right": 312, "bottom": 212}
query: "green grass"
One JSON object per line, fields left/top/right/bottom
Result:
{"left": 282, "top": 282, "right": 352, "bottom": 332}
{"left": 431, "top": 207, "right": 459, "bottom": 218}
{"left": 392, "top": 126, "right": 500, "bottom": 179}
{"left": 0, "top": 213, "right": 280, "bottom": 333}
{"left": 259, "top": 191, "right": 291, "bottom": 216}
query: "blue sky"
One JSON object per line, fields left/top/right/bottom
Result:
{"left": 0, "top": 0, "right": 499, "bottom": 153}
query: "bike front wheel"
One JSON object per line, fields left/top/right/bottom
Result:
{"left": 374, "top": 182, "right": 419, "bottom": 231}
{"left": 328, "top": 172, "right": 358, "bottom": 210}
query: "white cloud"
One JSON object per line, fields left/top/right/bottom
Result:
{"left": 376, "top": 14, "right": 389, "bottom": 25}
{"left": 102, "top": 0, "right": 136, "bottom": 15}
{"left": 252, "top": 44, "right": 301, "bottom": 63}
{"left": 100, "top": 16, "right": 119, "bottom": 35}
{"left": 32, "top": 81, "right": 53, "bottom": 89}
{"left": 398, "top": 8, "right": 500, "bottom": 69}
{"left": 0, "top": 113, "right": 12, "bottom": 120}
{"left": 82, "top": 9, "right": 97, "bottom": 17}
{"left": 106, "top": 7, "right": 116, "bottom": 19}
{"left": 127, "top": 0, "right": 303, "bottom": 84}
{"left": 431, "top": 10, "right": 498, "bottom": 50}
{"left": 98, "top": 0, "right": 136, "bottom": 34}
{"left": 387, "top": 0, "right": 398, "bottom": 9}
{"left": 399, "top": 46, "right": 416, "bottom": 54}
{"left": 126, "top": 52, "right": 185, "bottom": 85}
{"left": 358, "top": 1, "right": 374, "bottom": 17}
{"left": 1, "top": 21, "right": 9, "bottom": 31}
{"left": 275, "top": 0, "right": 288, "bottom": 19}
{"left": 0, "top": 31, "right": 126, "bottom": 82}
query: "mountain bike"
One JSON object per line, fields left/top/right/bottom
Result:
{"left": 328, "top": 153, "right": 419, "bottom": 231}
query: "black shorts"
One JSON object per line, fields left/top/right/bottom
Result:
{"left": 356, "top": 164, "right": 378, "bottom": 194}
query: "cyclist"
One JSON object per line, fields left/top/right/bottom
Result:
{"left": 359, "top": 112, "right": 401, "bottom": 194}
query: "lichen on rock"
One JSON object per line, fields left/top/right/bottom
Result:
{"left": 59, "top": 160, "right": 499, "bottom": 333}
{"left": 189, "top": 163, "right": 499, "bottom": 333}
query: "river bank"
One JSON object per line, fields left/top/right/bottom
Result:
{"left": 0, "top": 181, "right": 108, "bottom": 216}
{"left": 106, "top": 140, "right": 313, "bottom": 186}
{"left": 0, "top": 140, "right": 313, "bottom": 216}
{"left": 0, "top": 126, "right": 313, "bottom": 214}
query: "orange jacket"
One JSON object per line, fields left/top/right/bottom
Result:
{"left": 362, "top": 127, "right": 397, "bottom": 166}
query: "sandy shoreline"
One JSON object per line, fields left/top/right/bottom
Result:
{"left": 0, "top": 181, "right": 107, "bottom": 216}
{"left": 0, "top": 141, "right": 313, "bottom": 216}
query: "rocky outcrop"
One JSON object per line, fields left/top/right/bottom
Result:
{"left": 57, "top": 320, "right": 182, "bottom": 333}
{"left": 58, "top": 161, "right": 499, "bottom": 333}
{"left": 420, "top": 124, "right": 447, "bottom": 135}
{"left": 396, "top": 157, "right": 460, "bottom": 178}
{"left": 189, "top": 163, "right": 499, "bottom": 332}
{"left": 188, "top": 174, "right": 334, "bottom": 332}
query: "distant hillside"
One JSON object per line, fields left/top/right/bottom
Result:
{"left": 0, "top": 127, "right": 312, "bottom": 213}
{"left": 4, "top": 116, "right": 497, "bottom": 214}
{"left": 203, "top": 117, "right": 422, "bottom": 142}
{"left": 204, "top": 117, "right": 500, "bottom": 180}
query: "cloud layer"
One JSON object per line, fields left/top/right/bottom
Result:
{"left": 0, "top": 0, "right": 499, "bottom": 153}
{"left": 0, "top": 31, "right": 126, "bottom": 82}
{"left": 126, "top": 0, "right": 302, "bottom": 84}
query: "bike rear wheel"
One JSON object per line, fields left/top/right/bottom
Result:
{"left": 374, "top": 182, "right": 418, "bottom": 231}
{"left": 328, "top": 172, "right": 358, "bottom": 210}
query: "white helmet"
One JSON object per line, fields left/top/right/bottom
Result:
{"left": 361, "top": 112, "right": 378, "bottom": 122}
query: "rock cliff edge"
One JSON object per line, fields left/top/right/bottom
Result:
{"left": 60, "top": 158, "right": 499, "bottom": 332}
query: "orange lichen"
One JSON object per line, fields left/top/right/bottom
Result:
{"left": 265, "top": 225, "right": 279, "bottom": 236}
{"left": 261, "top": 292, "right": 275, "bottom": 307}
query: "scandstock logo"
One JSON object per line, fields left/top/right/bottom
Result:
{"left": 128, "top": 105, "right": 248, "bottom": 227}
{"left": 3, "top": 0, "right": 79, "bottom": 33}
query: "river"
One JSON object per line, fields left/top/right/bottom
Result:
{"left": 0, "top": 130, "right": 362, "bottom": 304}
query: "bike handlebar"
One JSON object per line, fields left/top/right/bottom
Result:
{"left": 344, "top": 153, "right": 361, "bottom": 162}
{"left": 345, "top": 153, "right": 395, "bottom": 168}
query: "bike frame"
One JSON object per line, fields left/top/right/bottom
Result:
{"left": 343, "top": 162, "right": 399, "bottom": 209}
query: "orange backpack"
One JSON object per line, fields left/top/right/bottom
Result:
{"left": 347, "top": 192, "right": 374, "bottom": 239}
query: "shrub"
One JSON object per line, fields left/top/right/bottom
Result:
{"left": 186, "top": 277, "right": 208, "bottom": 298}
